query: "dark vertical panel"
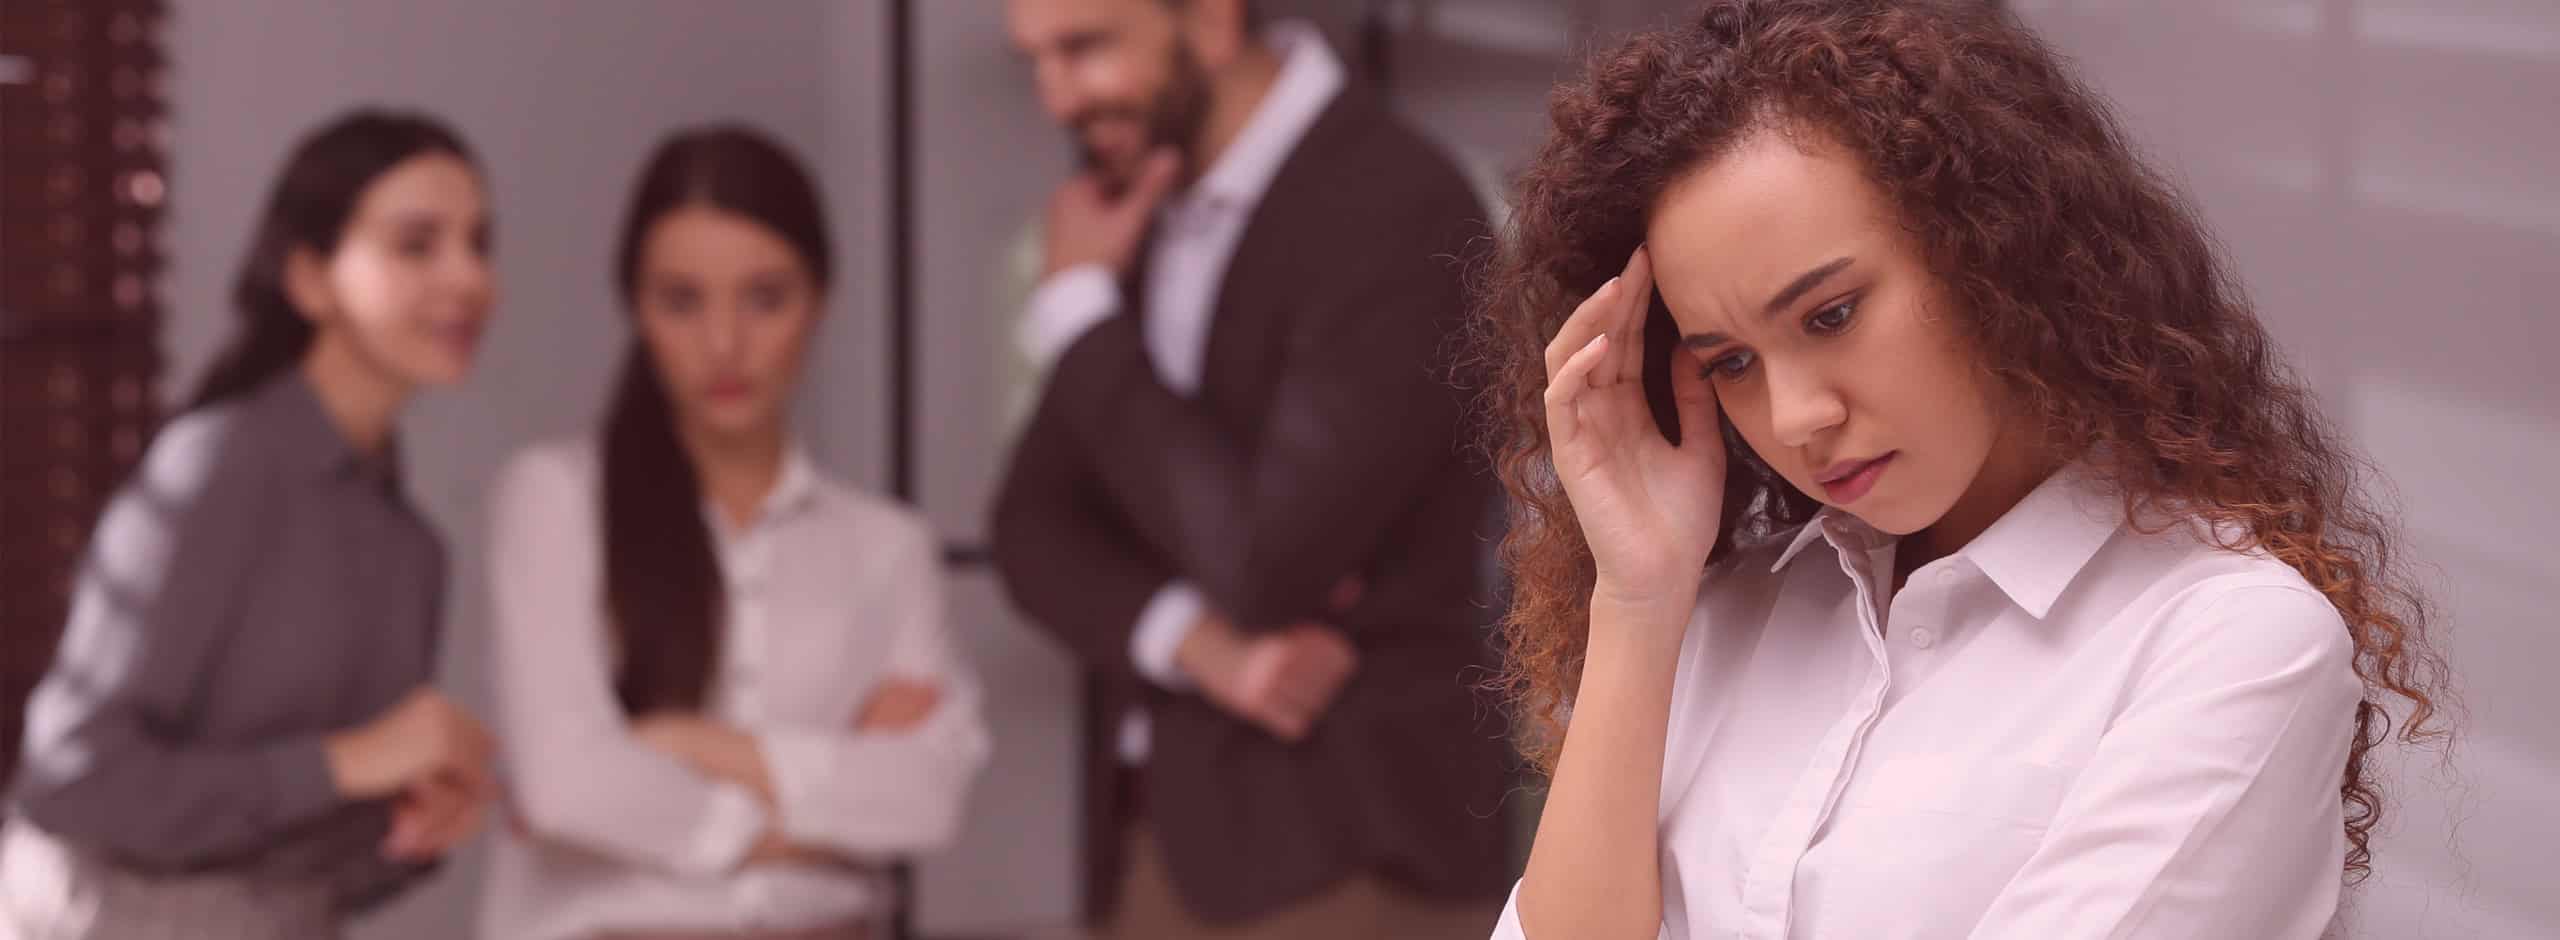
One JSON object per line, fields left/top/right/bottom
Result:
{"left": 0, "top": 0, "right": 169, "bottom": 790}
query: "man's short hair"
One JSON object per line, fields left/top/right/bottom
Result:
{"left": 1163, "top": 0, "right": 1265, "bottom": 30}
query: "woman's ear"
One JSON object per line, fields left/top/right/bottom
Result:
{"left": 282, "top": 245, "right": 334, "bottom": 324}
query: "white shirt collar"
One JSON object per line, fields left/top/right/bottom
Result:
{"left": 1771, "top": 461, "right": 2122, "bottom": 619}
{"left": 1179, "top": 20, "right": 1346, "bottom": 217}
{"left": 703, "top": 441, "right": 826, "bottom": 536}
{"left": 763, "top": 443, "right": 824, "bottom": 518}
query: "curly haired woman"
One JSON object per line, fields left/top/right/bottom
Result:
{"left": 1476, "top": 2, "right": 2451, "bottom": 937}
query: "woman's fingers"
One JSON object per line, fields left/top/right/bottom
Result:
{"left": 1610, "top": 247, "right": 1653, "bottom": 385}
{"left": 1548, "top": 245, "right": 1653, "bottom": 387}
{"left": 1546, "top": 276, "right": 1621, "bottom": 382}
{"left": 1668, "top": 346, "right": 1724, "bottom": 453}
{"left": 428, "top": 794, "right": 487, "bottom": 854}
{"left": 1545, "top": 333, "right": 1610, "bottom": 447}
{"left": 856, "top": 678, "right": 946, "bottom": 730}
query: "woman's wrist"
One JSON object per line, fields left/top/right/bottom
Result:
{"left": 324, "top": 727, "right": 395, "bottom": 799}
{"left": 668, "top": 718, "right": 777, "bottom": 807}
{"left": 1590, "top": 573, "right": 1702, "bottom": 625}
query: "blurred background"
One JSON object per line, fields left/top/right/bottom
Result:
{"left": 1, "top": 0, "right": 2551, "bottom": 937}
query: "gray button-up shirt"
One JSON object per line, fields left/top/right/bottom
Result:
{"left": 8, "top": 372, "right": 444, "bottom": 905}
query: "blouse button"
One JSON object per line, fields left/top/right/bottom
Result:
{"left": 1909, "top": 626, "right": 1937, "bottom": 649}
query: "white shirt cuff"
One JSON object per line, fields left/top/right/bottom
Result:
{"left": 758, "top": 729, "right": 830, "bottom": 845}
{"left": 684, "top": 781, "right": 770, "bottom": 875}
{"left": 1017, "top": 264, "right": 1121, "bottom": 371}
{"left": 1117, "top": 712, "right": 1152, "bottom": 765}
{"left": 1129, "top": 582, "right": 1206, "bottom": 690}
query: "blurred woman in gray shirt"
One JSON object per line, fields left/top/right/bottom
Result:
{"left": 1, "top": 110, "right": 499, "bottom": 939}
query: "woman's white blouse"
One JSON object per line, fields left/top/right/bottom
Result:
{"left": 1494, "top": 465, "right": 2362, "bottom": 939}
{"left": 479, "top": 439, "right": 989, "bottom": 939}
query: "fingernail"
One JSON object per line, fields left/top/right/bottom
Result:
{"left": 1585, "top": 333, "right": 1608, "bottom": 351}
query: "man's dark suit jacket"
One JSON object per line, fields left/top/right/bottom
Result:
{"left": 990, "top": 86, "right": 1515, "bottom": 926}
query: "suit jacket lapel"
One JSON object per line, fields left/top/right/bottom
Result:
{"left": 1195, "top": 92, "right": 1374, "bottom": 416}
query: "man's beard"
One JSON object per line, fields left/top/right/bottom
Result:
{"left": 1069, "top": 43, "right": 1213, "bottom": 195}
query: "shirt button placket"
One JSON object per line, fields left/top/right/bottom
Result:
{"left": 1737, "top": 542, "right": 1896, "bottom": 937}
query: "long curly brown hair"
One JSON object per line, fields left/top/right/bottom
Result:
{"left": 1474, "top": 0, "right": 2451, "bottom": 882}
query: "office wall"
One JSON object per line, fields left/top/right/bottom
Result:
{"left": 896, "top": 1, "right": 1089, "bottom": 931}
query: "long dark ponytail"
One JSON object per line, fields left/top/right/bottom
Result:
{"left": 188, "top": 110, "right": 476, "bottom": 410}
{"left": 604, "top": 126, "right": 831, "bottom": 715}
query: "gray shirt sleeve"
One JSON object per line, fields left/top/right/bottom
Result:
{"left": 12, "top": 410, "right": 347, "bottom": 868}
{"left": 330, "top": 849, "right": 438, "bottom": 914}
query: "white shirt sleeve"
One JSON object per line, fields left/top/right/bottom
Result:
{"left": 1491, "top": 879, "right": 1674, "bottom": 940}
{"left": 1490, "top": 880, "right": 1527, "bottom": 939}
{"left": 485, "top": 447, "right": 769, "bottom": 876}
{"left": 1016, "top": 261, "right": 1206, "bottom": 689}
{"left": 1016, "top": 263, "right": 1121, "bottom": 371}
{"left": 1128, "top": 581, "right": 1205, "bottom": 690}
{"left": 756, "top": 519, "right": 992, "bottom": 857}
{"left": 1966, "top": 583, "right": 2363, "bottom": 939}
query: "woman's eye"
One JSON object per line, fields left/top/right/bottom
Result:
{"left": 655, "top": 288, "right": 701, "bottom": 316}
{"left": 1807, "top": 299, "right": 1856, "bottom": 334}
{"left": 1704, "top": 349, "right": 1756, "bottom": 379}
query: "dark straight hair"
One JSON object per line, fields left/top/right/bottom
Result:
{"left": 603, "top": 125, "right": 832, "bottom": 715}
{"left": 188, "top": 110, "right": 477, "bottom": 410}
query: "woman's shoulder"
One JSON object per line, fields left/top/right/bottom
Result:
{"left": 489, "top": 435, "right": 604, "bottom": 515}
{"left": 2117, "top": 517, "right": 2333, "bottom": 608}
{"left": 495, "top": 435, "right": 600, "bottom": 484}
{"left": 131, "top": 396, "right": 281, "bottom": 501}
{"left": 2107, "top": 520, "right": 2354, "bottom": 675}
{"left": 800, "top": 474, "right": 946, "bottom": 584}
{"left": 799, "top": 465, "right": 936, "bottom": 549}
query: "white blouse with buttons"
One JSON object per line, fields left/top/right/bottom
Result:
{"left": 1493, "top": 464, "right": 2364, "bottom": 939}
{"left": 479, "top": 438, "right": 990, "bottom": 940}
